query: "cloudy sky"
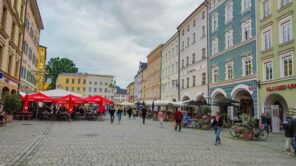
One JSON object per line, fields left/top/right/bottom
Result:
{"left": 38, "top": 0, "right": 203, "bottom": 88}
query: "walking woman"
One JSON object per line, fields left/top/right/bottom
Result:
{"left": 158, "top": 110, "right": 165, "bottom": 128}
{"left": 212, "top": 112, "right": 223, "bottom": 145}
{"left": 109, "top": 105, "right": 115, "bottom": 123}
{"left": 117, "top": 107, "right": 123, "bottom": 123}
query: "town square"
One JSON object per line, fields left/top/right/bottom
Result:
{"left": 0, "top": 0, "right": 296, "bottom": 165}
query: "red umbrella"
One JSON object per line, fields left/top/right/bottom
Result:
{"left": 85, "top": 95, "right": 102, "bottom": 104}
{"left": 58, "top": 94, "right": 84, "bottom": 104}
{"left": 21, "top": 92, "right": 54, "bottom": 103}
{"left": 22, "top": 95, "right": 29, "bottom": 112}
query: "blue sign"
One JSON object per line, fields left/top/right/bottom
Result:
{"left": 0, "top": 72, "right": 2, "bottom": 79}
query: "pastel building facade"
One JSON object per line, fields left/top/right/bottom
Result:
{"left": 208, "top": 0, "right": 258, "bottom": 119}
{"left": 133, "top": 62, "right": 147, "bottom": 102}
{"left": 257, "top": 0, "right": 296, "bottom": 124}
{"left": 126, "top": 82, "right": 134, "bottom": 102}
{"left": 161, "top": 32, "right": 179, "bottom": 101}
{"left": 85, "top": 74, "right": 114, "bottom": 100}
{"left": 36, "top": 45, "right": 47, "bottom": 91}
{"left": 178, "top": 2, "right": 208, "bottom": 102}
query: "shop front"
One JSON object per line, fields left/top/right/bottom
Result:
{"left": 210, "top": 81, "right": 258, "bottom": 123}
{"left": 260, "top": 81, "right": 296, "bottom": 133}
{"left": 0, "top": 75, "right": 19, "bottom": 97}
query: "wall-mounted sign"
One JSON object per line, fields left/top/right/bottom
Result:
{"left": 266, "top": 83, "right": 296, "bottom": 92}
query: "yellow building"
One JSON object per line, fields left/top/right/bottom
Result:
{"left": 35, "top": 45, "right": 47, "bottom": 91}
{"left": 127, "top": 82, "right": 134, "bottom": 102}
{"left": 56, "top": 73, "right": 87, "bottom": 96}
{"left": 146, "top": 44, "right": 164, "bottom": 100}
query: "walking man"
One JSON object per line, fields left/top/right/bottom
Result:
{"left": 128, "top": 107, "right": 132, "bottom": 120}
{"left": 283, "top": 116, "right": 293, "bottom": 154}
{"left": 212, "top": 112, "right": 223, "bottom": 145}
{"left": 291, "top": 115, "right": 296, "bottom": 156}
{"left": 174, "top": 108, "right": 183, "bottom": 132}
{"left": 109, "top": 105, "right": 115, "bottom": 123}
{"left": 142, "top": 106, "right": 147, "bottom": 124}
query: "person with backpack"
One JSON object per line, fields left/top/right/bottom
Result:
{"left": 283, "top": 116, "right": 293, "bottom": 154}
{"left": 212, "top": 112, "right": 223, "bottom": 145}
{"left": 141, "top": 106, "right": 147, "bottom": 124}
{"left": 174, "top": 108, "right": 183, "bottom": 132}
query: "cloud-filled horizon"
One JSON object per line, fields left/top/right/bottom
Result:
{"left": 38, "top": 0, "right": 203, "bottom": 88}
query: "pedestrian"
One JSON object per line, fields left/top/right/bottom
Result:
{"left": 117, "top": 107, "right": 123, "bottom": 123}
{"left": 212, "top": 112, "right": 223, "bottom": 145}
{"left": 174, "top": 108, "right": 183, "bottom": 132}
{"left": 291, "top": 115, "right": 296, "bottom": 156}
{"left": 109, "top": 105, "right": 115, "bottom": 123}
{"left": 261, "top": 112, "right": 267, "bottom": 131}
{"left": 158, "top": 110, "right": 165, "bottom": 128}
{"left": 142, "top": 106, "right": 147, "bottom": 124}
{"left": 132, "top": 108, "right": 137, "bottom": 120}
{"left": 283, "top": 116, "right": 293, "bottom": 154}
{"left": 266, "top": 112, "right": 272, "bottom": 133}
{"left": 127, "top": 107, "right": 132, "bottom": 120}
{"left": 0, "top": 104, "right": 7, "bottom": 126}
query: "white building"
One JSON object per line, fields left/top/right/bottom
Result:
{"left": 85, "top": 74, "right": 114, "bottom": 100}
{"left": 177, "top": 2, "right": 208, "bottom": 102}
{"left": 161, "top": 32, "right": 179, "bottom": 101}
{"left": 114, "top": 86, "right": 128, "bottom": 103}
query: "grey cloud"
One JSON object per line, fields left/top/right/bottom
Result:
{"left": 38, "top": 0, "right": 203, "bottom": 88}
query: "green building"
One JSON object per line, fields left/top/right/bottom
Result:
{"left": 257, "top": 0, "right": 296, "bottom": 128}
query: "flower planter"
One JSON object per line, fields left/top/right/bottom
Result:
{"left": 243, "top": 131, "right": 254, "bottom": 140}
{"left": 5, "top": 115, "right": 13, "bottom": 123}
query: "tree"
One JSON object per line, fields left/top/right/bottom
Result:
{"left": 46, "top": 57, "right": 78, "bottom": 89}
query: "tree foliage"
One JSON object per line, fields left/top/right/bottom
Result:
{"left": 3, "top": 94, "right": 22, "bottom": 115}
{"left": 46, "top": 57, "right": 78, "bottom": 89}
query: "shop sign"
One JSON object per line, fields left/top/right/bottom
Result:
{"left": 266, "top": 83, "right": 296, "bottom": 92}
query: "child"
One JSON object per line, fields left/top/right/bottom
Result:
{"left": 158, "top": 111, "right": 165, "bottom": 128}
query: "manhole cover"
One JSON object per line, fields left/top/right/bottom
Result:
{"left": 85, "top": 134, "right": 98, "bottom": 137}
{"left": 22, "top": 124, "right": 33, "bottom": 125}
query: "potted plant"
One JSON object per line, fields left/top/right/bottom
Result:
{"left": 241, "top": 114, "right": 255, "bottom": 140}
{"left": 3, "top": 94, "right": 22, "bottom": 122}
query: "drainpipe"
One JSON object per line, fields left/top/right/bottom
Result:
{"left": 18, "top": 0, "right": 29, "bottom": 93}
{"left": 205, "top": 1, "right": 210, "bottom": 105}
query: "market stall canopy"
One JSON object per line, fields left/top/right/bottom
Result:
{"left": 41, "top": 89, "right": 84, "bottom": 98}
{"left": 118, "top": 101, "right": 134, "bottom": 106}
{"left": 85, "top": 95, "right": 113, "bottom": 105}
{"left": 21, "top": 92, "right": 55, "bottom": 103}
{"left": 211, "top": 98, "right": 240, "bottom": 107}
{"left": 183, "top": 100, "right": 208, "bottom": 106}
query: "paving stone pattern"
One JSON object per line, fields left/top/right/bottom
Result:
{"left": 0, "top": 118, "right": 296, "bottom": 166}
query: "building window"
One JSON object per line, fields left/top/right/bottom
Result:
{"left": 264, "top": 61, "right": 273, "bottom": 81}
{"left": 181, "top": 79, "right": 184, "bottom": 89}
{"left": 242, "top": 0, "right": 251, "bottom": 13}
{"left": 262, "top": 0, "right": 270, "bottom": 18}
{"left": 202, "top": 11, "right": 205, "bottom": 20}
{"left": 193, "top": 19, "right": 196, "bottom": 27}
{"left": 212, "top": 38, "right": 219, "bottom": 55}
{"left": 281, "top": 55, "right": 293, "bottom": 77}
{"left": 225, "top": 61, "right": 233, "bottom": 80}
{"left": 225, "top": 30, "right": 233, "bottom": 49}
{"left": 71, "top": 87, "right": 74, "bottom": 92}
{"left": 99, "top": 88, "right": 102, "bottom": 92}
{"left": 279, "top": 0, "right": 291, "bottom": 8}
{"left": 193, "top": 33, "right": 196, "bottom": 43}
{"left": 225, "top": 2, "right": 233, "bottom": 23}
{"left": 186, "top": 77, "right": 189, "bottom": 88}
{"left": 72, "top": 79, "right": 75, "bottom": 84}
{"left": 279, "top": 17, "right": 292, "bottom": 44}
{"left": 242, "top": 20, "right": 252, "bottom": 41}
{"left": 105, "top": 88, "right": 107, "bottom": 93}
{"left": 186, "top": 56, "right": 189, "bottom": 66}
{"left": 94, "top": 82, "right": 98, "bottom": 85}
{"left": 202, "top": 48, "right": 206, "bottom": 59}
{"left": 83, "top": 79, "right": 86, "bottom": 84}
{"left": 182, "top": 59, "right": 184, "bottom": 68}
{"left": 212, "top": 66, "right": 219, "bottom": 83}
{"left": 212, "top": 13, "right": 218, "bottom": 32}
{"left": 1, "top": 7, "right": 8, "bottom": 32}
{"left": 202, "top": 26, "right": 206, "bottom": 37}
{"left": 182, "top": 41, "right": 184, "bottom": 50}
{"left": 202, "top": 73, "right": 206, "bottom": 85}
{"left": 89, "top": 81, "right": 92, "bottom": 85}
{"left": 192, "top": 76, "right": 196, "bottom": 87}
{"left": 182, "top": 29, "right": 184, "bottom": 36}
{"left": 78, "top": 79, "right": 81, "bottom": 84}
{"left": 89, "top": 87, "right": 92, "bottom": 92}
{"left": 66, "top": 79, "right": 69, "bottom": 84}
{"left": 77, "top": 87, "right": 80, "bottom": 91}
{"left": 262, "top": 28, "right": 272, "bottom": 50}
{"left": 242, "top": 56, "right": 252, "bottom": 77}
{"left": 83, "top": 88, "right": 86, "bottom": 92}
{"left": 94, "top": 88, "right": 97, "bottom": 92}
{"left": 187, "top": 37, "right": 190, "bottom": 47}
{"left": 187, "top": 25, "right": 190, "bottom": 32}
{"left": 66, "top": 87, "right": 69, "bottom": 91}
{"left": 192, "top": 53, "right": 195, "bottom": 64}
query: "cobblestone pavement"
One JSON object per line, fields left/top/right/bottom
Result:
{"left": 1, "top": 117, "right": 296, "bottom": 166}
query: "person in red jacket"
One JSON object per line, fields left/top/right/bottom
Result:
{"left": 174, "top": 108, "right": 183, "bottom": 132}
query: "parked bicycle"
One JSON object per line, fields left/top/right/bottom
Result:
{"left": 230, "top": 122, "right": 268, "bottom": 141}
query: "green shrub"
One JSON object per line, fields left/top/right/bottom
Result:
{"left": 3, "top": 94, "right": 22, "bottom": 115}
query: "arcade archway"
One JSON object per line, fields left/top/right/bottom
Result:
{"left": 264, "top": 93, "right": 288, "bottom": 124}
{"left": 233, "top": 89, "right": 254, "bottom": 117}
